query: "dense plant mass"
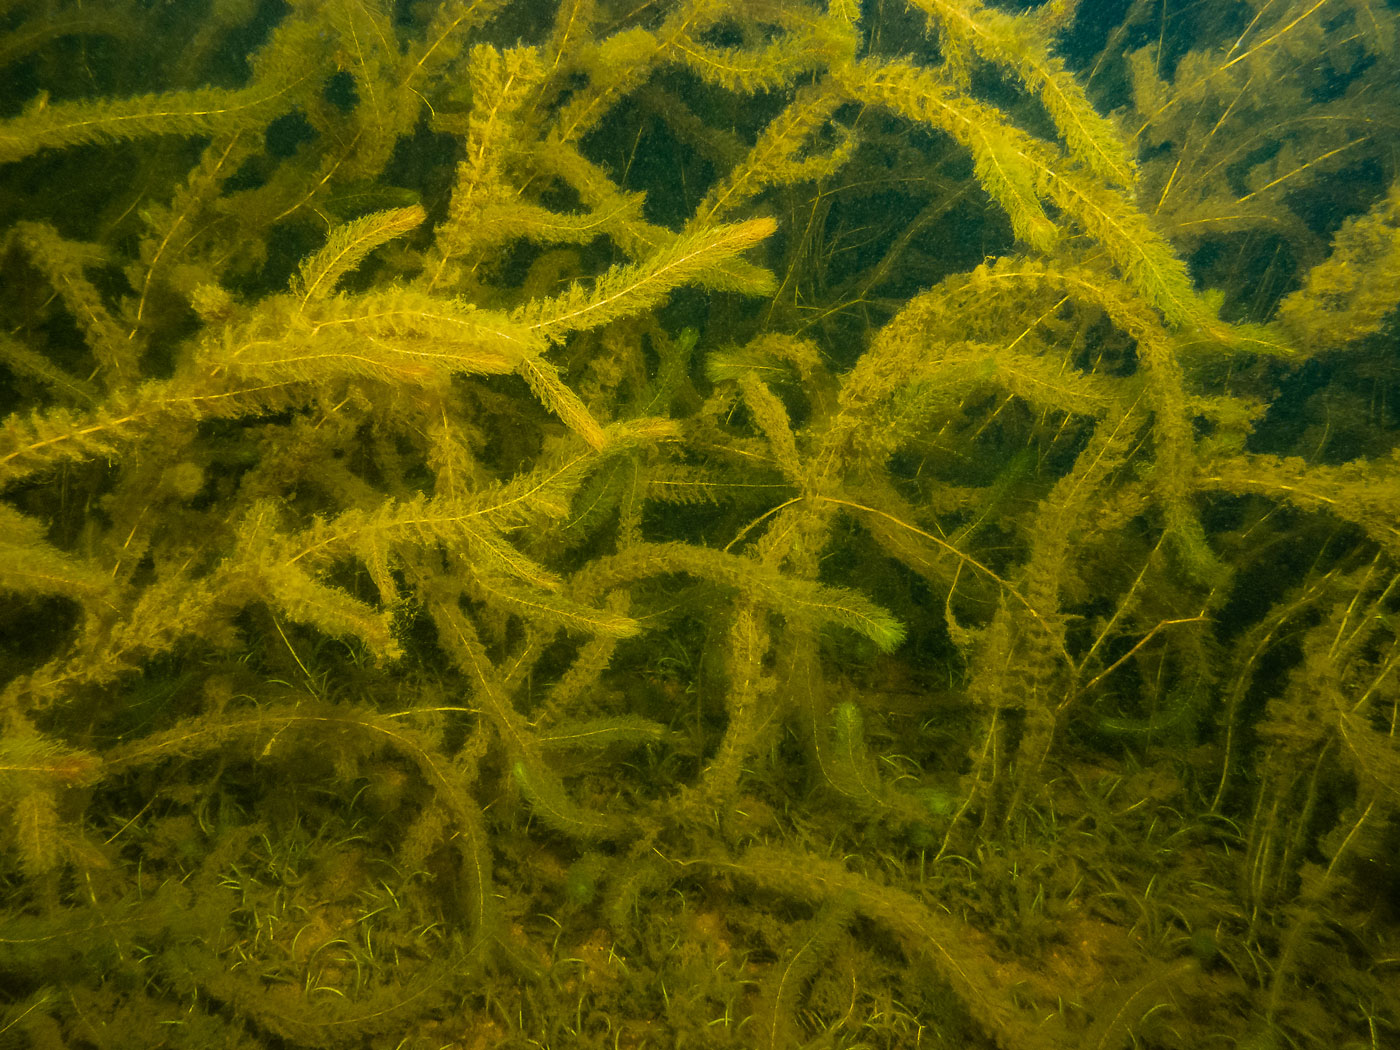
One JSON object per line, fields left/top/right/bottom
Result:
{"left": 2, "top": 0, "right": 1399, "bottom": 1046}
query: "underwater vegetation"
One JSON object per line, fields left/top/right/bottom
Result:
{"left": 1, "top": 0, "right": 1399, "bottom": 1046}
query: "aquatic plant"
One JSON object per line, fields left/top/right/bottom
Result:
{"left": 1, "top": 1, "right": 1397, "bottom": 1047}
